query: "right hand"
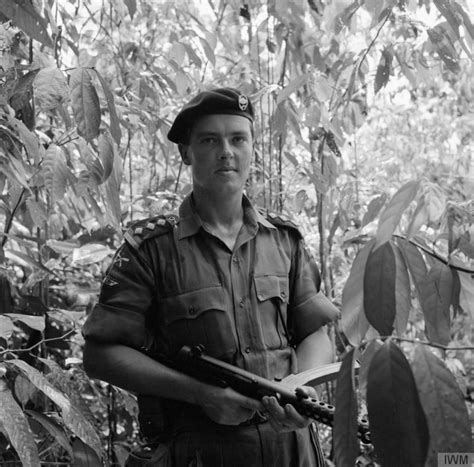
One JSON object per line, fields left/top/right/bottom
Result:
{"left": 196, "top": 384, "right": 264, "bottom": 425}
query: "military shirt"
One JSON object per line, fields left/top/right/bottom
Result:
{"left": 83, "top": 194, "right": 339, "bottom": 381}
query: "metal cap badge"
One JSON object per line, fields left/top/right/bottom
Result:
{"left": 238, "top": 94, "right": 249, "bottom": 111}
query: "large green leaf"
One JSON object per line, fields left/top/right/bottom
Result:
{"left": 0, "top": 153, "right": 29, "bottom": 190}
{"left": 6, "top": 360, "right": 103, "bottom": 460}
{"left": 13, "top": 374, "right": 36, "bottom": 406}
{"left": 8, "top": 69, "right": 39, "bottom": 113}
{"left": 0, "top": 378, "right": 40, "bottom": 467}
{"left": 71, "top": 243, "right": 114, "bottom": 266}
{"left": 361, "top": 193, "right": 387, "bottom": 228}
{"left": 0, "top": 273, "right": 13, "bottom": 314}
{"left": 367, "top": 341, "right": 429, "bottom": 467}
{"left": 276, "top": 73, "right": 309, "bottom": 105}
{"left": 427, "top": 23, "right": 461, "bottom": 74}
{"left": 393, "top": 243, "right": 411, "bottom": 336}
{"left": 396, "top": 238, "right": 450, "bottom": 344}
{"left": 374, "top": 47, "right": 393, "bottom": 94}
{"left": 418, "top": 261, "right": 453, "bottom": 345}
{"left": 358, "top": 340, "right": 382, "bottom": 396}
{"left": 94, "top": 70, "right": 122, "bottom": 145}
{"left": 0, "top": 0, "right": 53, "bottom": 48}
{"left": 97, "top": 132, "right": 114, "bottom": 183}
{"left": 396, "top": 238, "right": 427, "bottom": 292}
{"left": 375, "top": 181, "right": 419, "bottom": 248}
{"left": 69, "top": 68, "right": 101, "bottom": 142}
{"left": 199, "top": 35, "right": 216, "bottom": 66}
{"left": 122, "top": 0, "right": 137, "bottom": 20}
{"left": 452, "top": 1, "right": 474, "bottom": 41}
{"left": 25, "top": 198, "right": 48, "bottom": 229}
{"left": 432, "top": 0, "right": 463, "bottom": 41}
{"left": 103, "top": 151, "right": 123, "bottom": 229}
{"left": 412, "top": 345, "right": 471, "bottom": 465}
{"left": 4, "top": 113, "right": 41, "bottom": 164}
{"left": 42, "top": 144, "right": 69, "bottom": 204}
{"left": 25, "top": 410, "right": 73, "bottom": 457}
{"left": 39, "top": 358, "right": 98, "bottom": 428}
{"left": 458, "top": 271, "right": 474, "bottom": 319}
{"left": 364, "top": 241, "right": 396, "bottom": 336}
{"left": 4, "top": 313, "right": 45, "bottom": 331}
{"left": 33, "top": 67, "right": 69, "bottom": 112}
{"left": 72, "top": 438, "right": 102, "bottom": 467}
{"left": 341, "top": 239, "right": 375, "bottom": 345}
{"left": 4, "top": 249, "right": 54, "bottom": 274}
{"left": 0, "top": 315, "right": 14, "bottom": 340}
{"left": 333, "top": 348, "right": 359, "bottom": 467}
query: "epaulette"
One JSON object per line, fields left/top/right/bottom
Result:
{"left": 261, "top": 209, "right": 303, "bottom": 239}
{"left": 124, "top": 214, "right": 179, "bottom": 250}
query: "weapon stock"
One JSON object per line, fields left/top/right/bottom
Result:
{"left": 173, "top": 345, "right": 370, "bottom": 444}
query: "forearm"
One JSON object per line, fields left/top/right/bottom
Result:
{"left": 83, "top": 340, "right": 208, "bottom": 405}
{"left": 295, "top": 326, "right": 334, "bottom": 372}
{"left": 83, "top": 340, "right": 263, "bottom": 425}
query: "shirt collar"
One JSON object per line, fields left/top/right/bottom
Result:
{"left": 177, "top": 193, "right": 275, "bottom": 240}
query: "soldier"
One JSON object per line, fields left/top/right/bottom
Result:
{"left": 82, "top": 87, "right": 340, "bottom": 466}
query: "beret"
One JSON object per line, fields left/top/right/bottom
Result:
{"left": 167, "top": 87, "right": 254, "bottom": 144}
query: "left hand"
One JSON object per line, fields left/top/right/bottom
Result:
{"left": 261, "top": 385, "right": 318, "bottom": 433}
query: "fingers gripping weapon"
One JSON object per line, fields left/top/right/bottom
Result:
{"left": 173, "top": 345, "right": 371, "bottom": 444}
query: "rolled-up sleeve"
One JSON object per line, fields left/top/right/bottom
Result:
{"left": 289, "top": 240, "right": 340, "bottom": 344}
{"left": 82, "top": 242, "right": 155, "bottom": 350}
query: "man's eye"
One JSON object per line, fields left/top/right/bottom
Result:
{"left": 232, "top": 136, "right": 245, "bottom": 144}
{"left": 201, "top": 137, "right": 217, "bottom": 144}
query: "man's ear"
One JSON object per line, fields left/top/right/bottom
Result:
{"left": 178, "top": 143, "right": 191, "bottom": 165}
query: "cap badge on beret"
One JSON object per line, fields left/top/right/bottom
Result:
{"left": 238, "top": 94, "right": 249, "bottom": 111}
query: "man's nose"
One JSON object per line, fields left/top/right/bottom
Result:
{"left": 219, "top": 140, "right": 233, "bottom": 159}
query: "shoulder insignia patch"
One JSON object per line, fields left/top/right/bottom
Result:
{"left": 124, "top": 214, "right": 179, "bottom": 250}
{"left": 264, "top": 211, "right": 303, "bottom": 238}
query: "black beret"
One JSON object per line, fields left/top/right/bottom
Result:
{"left": 167, "top": 87, "right": 254, "bottom": 144}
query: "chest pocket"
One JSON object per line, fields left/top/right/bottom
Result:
{"left": 158, "top": 286, "right": 236, "bottom": 357}
{"left": 254, "top": 274, "right": 290, "bottom": 350}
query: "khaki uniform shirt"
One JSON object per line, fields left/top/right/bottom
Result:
{"left": 83, "top": 194, "right": 338, "bottom": 379}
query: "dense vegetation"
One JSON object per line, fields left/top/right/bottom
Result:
{"left": 0, "top": 0, "right": 472, "bottom": 465}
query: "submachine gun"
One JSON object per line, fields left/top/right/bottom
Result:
{"left": 169, "top": 345, "right": 371, "bottom": 444}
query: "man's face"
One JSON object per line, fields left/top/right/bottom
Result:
{"left": 179, "top": 114, "right": 253, "bottom": 195}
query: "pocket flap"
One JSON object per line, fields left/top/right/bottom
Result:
{"left": 159, "top": 286, "right": 226, "bottom": 325}
{"left": 254, "top": 275, "right": 289, "bottom": 303}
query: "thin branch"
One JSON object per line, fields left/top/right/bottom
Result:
{"left": 340, "top": 8, "right": 393, "bottom": 105}
{"left": 0, "top": 329, "right": 77, "bottom": 357}
{"left": 394, "top": 234, "right": 474, "bottom": 274}
{"left": 174, "top": 160, "right": 183, "bottom": 194}
{"left": 382, "top": 336, "right": 474, "bottom": 352}
{"left": 1, "top": 188, "right": 26, "bottom": 248}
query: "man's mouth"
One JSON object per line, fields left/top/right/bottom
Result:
{"left": 216, "top": 167, "right": 236, "bottom": 172}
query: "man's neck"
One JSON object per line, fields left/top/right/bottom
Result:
{"left": 192, "top": 189, "right": 244, "bottom": 250}
{"left": 193, "top": 189, "right": 243, "bottom": 228}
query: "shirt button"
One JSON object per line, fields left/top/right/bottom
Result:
{"left": 239, "top": 299, "right": 244, "bottom": 308}
{"left": 232, "top": 256, "right": 239, "bottom": 263}
{"left": 245, "top": 347, "right": 251, "bottom": 353}
{"left": 189, "top": 306, "right": 195, "bottom": 315}
{"left": 281, "top": 291, "right": 286, "bottom": 298}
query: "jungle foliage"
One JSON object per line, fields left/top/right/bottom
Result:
{"left": 0, "top": 0, "right": 473, "bottom": 465}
